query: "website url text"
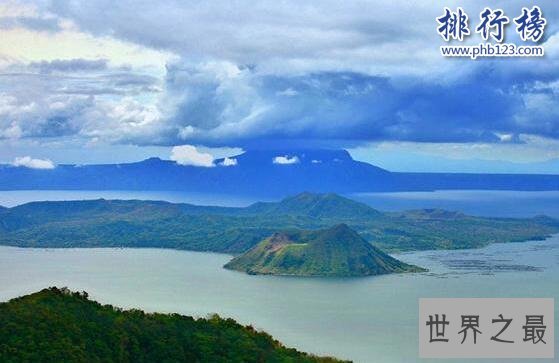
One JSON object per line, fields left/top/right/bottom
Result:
{"left": 440, "top": 43, "right": 544, "bottom": 59}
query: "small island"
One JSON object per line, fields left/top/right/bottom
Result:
{"left": 224, "top": 224, "right": 426, "bottom": 277}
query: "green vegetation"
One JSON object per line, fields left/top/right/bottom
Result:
{"left": 0, "top": 192, "right": 557, "bottom": 253}
{"left": 0, "top": 287, "right": 346, "bottom": 363}
{"left": 224, "top": 224, "right": 425, "bottom": 276}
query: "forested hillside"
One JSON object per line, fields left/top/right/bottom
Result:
{"left": 0, "top": 287, "right": 346, "bottom": 363}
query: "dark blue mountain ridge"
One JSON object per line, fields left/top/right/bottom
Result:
{"left": 0, "top": 149, "right": 557, "bottom": 196}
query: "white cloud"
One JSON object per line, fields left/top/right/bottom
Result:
{"left": 0, "top": 13, "right": 174, "bottom": 74}
{"left": 178, "top": 125, "right": 195, "bottom": 139}
{"left": 219, "top": 157, "right": 237, "bottom": 166}
{"left": 273, "top": 155, "right": 300, "bottom": 165}
{"left": 495, "top": 133, "right": 516, "bottom": 143}
{"left": 311, "top": 159, "right": 322, "bottom": 163}
{"left": 0, "top": 121, "right": 22, "bottom": 139}
{"left": 40, "top": 0, "right": 450, "bottom": 78}
{"left": 0, "top": 0, "right": 558, "bottom": 160}
{"left": 276, "top": 88, "right": 298, "bottom": 97}
{"left": 170, "top": 144, "right": 214, "bottom": 167}
{"left": 12, "top": 156, "right": 55, "bottom": 169}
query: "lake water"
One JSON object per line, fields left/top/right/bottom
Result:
{"left": 351, "top": 190, "right": 559, "bottom": 218}
{"left": 0, "top": 190, "right": 558, "bottom": 362}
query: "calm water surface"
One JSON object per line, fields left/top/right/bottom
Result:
{"left": 351, "top": 190, "right": 559, "bottom": 218}
{"left": 0, "top": 190, "right": 558, "bottom": 362}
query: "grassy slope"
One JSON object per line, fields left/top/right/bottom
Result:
{"left": 0, "top": 287, "right": 346, "bottom": 363}
{"left": 0, "top": 193, "right": 557, "bottom": 253}
{"left": 224, "top": 224, "right": 426, "bottom": 276}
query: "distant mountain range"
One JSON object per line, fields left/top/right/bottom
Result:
{"left": 224, "top": 224, "right": 425, "bottom": 276}
{"left": 1, "top": 149, "right": 558, "bottom": 196}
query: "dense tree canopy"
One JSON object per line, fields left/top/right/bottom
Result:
{"left": 0, "top": 288, "right": 345, "bottom": 363}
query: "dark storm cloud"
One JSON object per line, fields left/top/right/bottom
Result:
{"left": 158, "top": 61, "right": 557, "bottom": 147}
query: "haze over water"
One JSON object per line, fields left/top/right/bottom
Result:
{"left": 2, "top": 189, "right": 559, "bottom": 218}
{"left": 0, "top": 190, "right": 558, "bottom": 362}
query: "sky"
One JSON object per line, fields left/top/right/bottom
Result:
{"left": 0, "top": 0, "right": 558, "bottom": 173}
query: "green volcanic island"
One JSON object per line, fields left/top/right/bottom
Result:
{"left": 0, "top": 287, "right": 344, "bottom": 362}
{"left": 0, "top": 192, "right": 558, "bottom": 277}
{"left": 225, "top": 224, "right": 425, "bottom": 276}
